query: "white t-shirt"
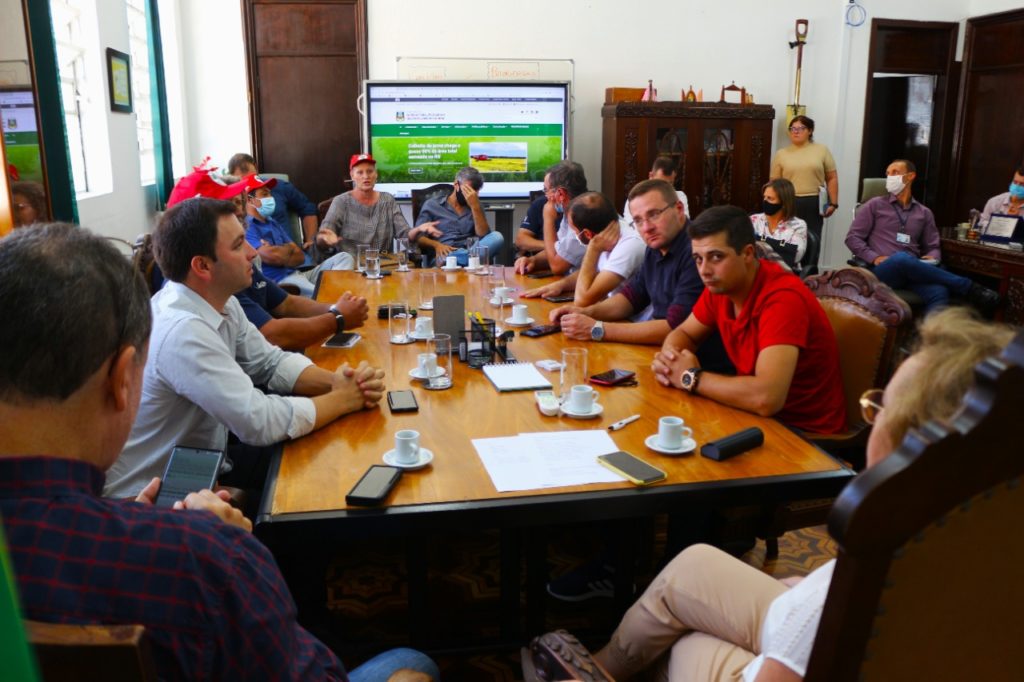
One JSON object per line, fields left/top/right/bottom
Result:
{"left": 554, "top": 214, "right": 587, "bottom": 271}
{"left": 742, "top": 559, "right": 835, "bottom": 681}
{"left": 623, "top": 189, "right": 689, "bottom": 221}
{"left": 596, "top": 221, "right": 646, "bottom": 296}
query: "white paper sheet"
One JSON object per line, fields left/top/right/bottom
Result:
{"left": 473, "top": 429, "right": 622, "bottom": 492}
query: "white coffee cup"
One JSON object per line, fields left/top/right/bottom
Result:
{"left": 445, "top": 255, "right": 458, "bottom": 269}
{"left": 492, "top": 286, "right": 513, "bottom": 302}
{"left": 511, "top": 303, "right": 529, "bottom": 323}
{"left": 395, "top": 429, "right": 420, "bottom": 464}
{"left": 417, "top": 352, "right": 437, "bottom": 376}
{"left": 658, "top": 416, "right": 693, "bottom": 449}
{"left": 468, "top": 255, "right": 481, "bottom": 270}
{"left": 414, "top": 316, "right": 434, "bottom": 336}
{"left": 568, "top": 384, "right": 596, "bottom": 413}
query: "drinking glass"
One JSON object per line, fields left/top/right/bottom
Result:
{"left": 365, "top": 248, "right": 381, "bottom": 278}
{"left": 469, "top": 244, "right": 489, "bottom": 274}
{"left": 419, "top": 271, "right": 436, "bottom": 309}
{"left": 560, "top": 347, "right": 589, "bottom": 404}
{"left": 394, "top": 237, "right": 411, "bottom": 271}
{"left": 388, "top": 301, "right": 411, "bottom": 343}
{"left": 355, "top": 243, "right": 369, "bottom": 272}
{"left": 427, "top": 334, "right": 453, "bottom": 390}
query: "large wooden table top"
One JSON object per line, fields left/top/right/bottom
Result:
{"left": 261, "top": 268, "right": 849, "bottom": 525}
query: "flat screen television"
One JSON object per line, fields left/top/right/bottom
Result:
{"left": 364, "top": 80, "right": 570, "bottom": 200}
{"left": 0, "top": 87, "right": 44, "bottom": 184}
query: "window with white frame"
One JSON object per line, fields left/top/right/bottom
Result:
{"left": 50, "top": 0, "right": 111, "bottom": 197}
{"left": 126, "top": 0, "right": 156, "bottom": 184}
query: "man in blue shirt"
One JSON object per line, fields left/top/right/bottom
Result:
{"left": 413, "top": 166, "right": 505, "bottom": 266}
{"left": 229, "top": 152, "right": 319, "bottom": 249}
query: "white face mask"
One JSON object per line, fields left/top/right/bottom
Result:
{"left": 886, "top": 175, "right": 906, "bottom": 195}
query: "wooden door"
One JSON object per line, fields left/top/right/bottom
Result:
{"left": 242, "top": 0, "right": 367, "bottom": 206}
{"left": 950, "top": 9, "right": 1024, "bottom": 222}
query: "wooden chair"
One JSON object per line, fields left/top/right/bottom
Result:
{"left": 410, "top": 183, "right": 452, "bottom": 224}
{"left": 524, "top": 330, "right": 1024, "bottom": 682}
{"left": 317, "top": 196, "right": 334, "bottom": 223}
{"left": 758, "top": 267, "right": 913, "bottom": 556}
{"left": 25, "top": 621, "right": 158, "bottom": 682}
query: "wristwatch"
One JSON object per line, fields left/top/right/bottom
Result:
{"left": 681, "top": 367, "right": 703, "bottom": 393}
{"left": 590, "top": 320, "right": 605, "bottom": 342}
{"left": 328, "top": 305, "right": 345, "bottom": 334}
{"left": 828, "top": 202, "right": 839, "bottom": 209}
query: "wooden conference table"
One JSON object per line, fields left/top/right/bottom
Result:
{"left": 254, "top": 267, "right": 853, "bottom": 644}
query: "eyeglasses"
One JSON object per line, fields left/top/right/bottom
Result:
{"left": 630, "top": 204, "right": 674, "bottom": 229}
{"left": 788, "top": 125, "right": 809, "bottom": 132}
{"left": 859, "top": 388, "right": 885, "bottom": 424}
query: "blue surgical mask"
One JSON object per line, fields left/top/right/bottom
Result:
{"left": 1009, "top": 183, "right": 1024, "bottom": 200}
{"left": 256, "top": 196, "right": 276, "bottom": 219}
{"left": 554, "top": 202, "right": 564, "bottom": 214}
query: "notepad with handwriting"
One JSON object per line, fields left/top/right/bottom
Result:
{"left": 482, "top": 362, "right": 552, "bottom": 392}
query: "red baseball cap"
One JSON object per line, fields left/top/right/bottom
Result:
{"left": 349, "top": 153, "right": 376, "bottom": 172}
{"left": 166, "top": 169, "right": 276, "bottom": 207}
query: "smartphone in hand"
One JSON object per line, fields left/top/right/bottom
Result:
{"left": 154, "top": 446, "right": 225, "bottom": 508}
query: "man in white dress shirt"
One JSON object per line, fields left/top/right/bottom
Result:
{"left": 105, "top": 197, "right": 385, "bottom": 498}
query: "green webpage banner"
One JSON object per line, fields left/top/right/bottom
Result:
{"left": 371, "top": 123, "right": 563, "bottom": 184}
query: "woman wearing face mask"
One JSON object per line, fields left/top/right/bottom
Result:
{"left": 769, "top": 115, "right": 838, "bottom": 264}
{"left": 589, "top": 307, "right": 1014, "bottom": 682}
{"left": 317, "top": 154, "right": 436, "bottom": 263}
{"left": 750, "top": 178, "right": 807, "bottom": 269}
{"left": 978, "top": 164, "right": 1024, "bottom": 229}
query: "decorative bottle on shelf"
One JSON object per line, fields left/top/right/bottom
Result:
{"left": 685, "top": 85, "right": 697, "bottom": 102}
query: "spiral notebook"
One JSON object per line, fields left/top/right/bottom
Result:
{"left": 482, "top": 362, "right": 552, "bottom": 392}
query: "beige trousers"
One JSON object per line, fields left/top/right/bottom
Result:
{"left": 597, "top": 544, "right": 787, "bottom": 681}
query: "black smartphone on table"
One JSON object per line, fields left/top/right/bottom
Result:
{"left": 346, "top": 465, "right": 403, "bottom": 506}
{"left": 542, "top": 293, "right": 575, "bottom": 303}
{"left": 590, "top": 369, "right": 637, "bottom": 386}
{"left": 521, "top": 324, "right": 560, "bottom": 338}
{"left": 154, "top": 446, "right": 225, "bottom": 508}
{"left": 597, "top": 451, "right": 667, "bottom": 486}
{"left": 526, "top": 270, "right": 555, "bottom": 279}
{"left": 387, "top": 390, "right": 419, "bottom": 413}
{"left": 322, "top": 331, "right": 361, "bottom": 348}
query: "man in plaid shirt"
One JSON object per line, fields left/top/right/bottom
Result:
{"left": 0, "top": 224, "right": 437, "bottom": 681}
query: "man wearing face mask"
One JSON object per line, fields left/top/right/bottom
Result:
{"left": 978, "top": 164, "right": 1024, "bottom": 229}
{"left": 243, "top": 175, "right": 354, "bottom": 296}
{"left": 514, "top": 161, "right": 590, "bottom": 275}
{"left": 846, "top": 159, "right": 999, "bottom": 315}
{"left": 413, "top": 166, "right": 504, "bottom": 266}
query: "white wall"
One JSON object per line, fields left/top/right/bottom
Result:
{"left": 176, "top": 0, "right": 250, "bottom": 171}
{"left": 365, "top": 0, "right": 974, "bottom": 268}
{"left": 0, "top": 0, "right": 29, "bottom": 68}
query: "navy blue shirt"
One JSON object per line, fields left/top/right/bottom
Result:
{"left": 520, "top": 195, "right": 549, "bottom": 238}
{"left": 415, "top": 196, "right": 478, "bottom": 247}
{"left": 235, "top": 269, "right": 289, "bottom": 328}
{"left": 270, "top": 179, "right": 317, "bottom": 237}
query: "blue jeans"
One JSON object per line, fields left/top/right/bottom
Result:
{"left": 348, "top": 647, "right": 440, "bottom": 682}
{"left": 280, "top": 251, "right": 354, "bottom": 297}
{"left": 873, "top": 251, "right": 972, "bottom": 313}
{"left": 428, "top": 230, "right": 505, "bottom": 267}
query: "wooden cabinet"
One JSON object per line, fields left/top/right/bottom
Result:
{"left": 601, "top": 102, "right": 776, "bottom": 216}
{"left": 941, "top": 238, "right": 1024, "bottom": 325}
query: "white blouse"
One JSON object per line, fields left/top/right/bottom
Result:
{"left": 750, "top": 213, "right": 808, "bottom": 264}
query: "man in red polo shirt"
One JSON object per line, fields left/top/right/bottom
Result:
{"left": 652, "top": 205, "right": 846, "bottom": 434}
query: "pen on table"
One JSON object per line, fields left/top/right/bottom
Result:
{"left": 608, "top": 414, "right": 641, "bottom": 431}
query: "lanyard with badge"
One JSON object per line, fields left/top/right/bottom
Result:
{"left": 892, "top": 202, "right": 913, "bottom": 245}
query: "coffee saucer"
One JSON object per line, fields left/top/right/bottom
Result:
{"left": 364, "top": 274, "right": 384, "bottom": 280}
{"left": 489, "top": 297, "right": 515, "bottom": 305}
{"left": 419, "top": 302, "right": 434, "bottom": 310}
{"left": 383, "top": 448, "right": 434, "bottom": 470}
{"left": 441, "top": 265, "right": 462, "bottom": 272}
{"left": 389, "top": 335, "right": 416, "bottom": 345}
{"left": 504, "top": 316, "right": 535, "bottom": 327}
{"left": 396, "top": 266, "right": 410, "bottom": 273}
{"left": 560, "top": 402, "right": 604, "bottom": 419}
{"left": 409, "top": 367, "right": 446, "bottom": 380}
{"left": 645, "top": 435, "right": 697, "bottom": 455}
{"left": 470, "top": 268, "right": 490, "bottom": 276}
{"left": 409, "top": 330, "right": 434, "bottom": 340}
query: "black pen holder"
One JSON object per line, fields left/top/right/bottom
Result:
{"left": 700, "top": 427, "right": 764, "bottom": 461}
{"left": 458, "top": 318, "right": 497, "bottom": 368}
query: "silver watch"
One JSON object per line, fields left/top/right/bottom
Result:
{"left": 590, "top": 320, "right": 605, "bottom": 342}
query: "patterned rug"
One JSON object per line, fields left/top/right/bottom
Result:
{"left": 324, "top": 523, "right": 837, "bottom": 681}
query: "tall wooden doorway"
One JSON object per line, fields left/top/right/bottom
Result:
{"left": 241, "top": 0, "right": 367, "bottom": 206}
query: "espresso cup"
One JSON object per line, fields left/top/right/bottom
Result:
{"left": 417, "top": 353, "right": 437, "bottom": 376}
{"left": 468, "top": 255, "right": 481, "bottom": 270}
{"left": 492, "top": 286, "right": 513, "bottom": 302}
{"left": 395, "top": 429, "right": 420, "bottom": 464}
{"left": 568, "top": 384, "right": 596, "bottom": 413}
{"left": 511, "top": 303, "right": 529, "bottom": 323}
{"left": 658, "top": 416, "right": 693, "bottom": 449}
{"left": 415, "top": 316, "right": 434, "bottom": 336}
{"left": 445, "top": 255, "right": 458, "bottom": 269}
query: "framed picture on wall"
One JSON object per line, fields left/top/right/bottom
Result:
{"left": 106, "top": 48, "right": 132, "bottom": 114}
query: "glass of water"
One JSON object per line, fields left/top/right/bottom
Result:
{"left": 419, "top": 271, "right": 436, "bottom": 309}
{"left": 355, "top": 243, "right": 369, "bottom": 272}
{"left": 365, "top": 248, "right": 381, "bottom": 278}
{"left": 389, "top": 301, "right": 411, "bottom": 343}
{"left": 560, "top": 347, "right": 589, "bottom": 404}
{"left": 427, "top": 333, "right": 453, "bottom": 390}
{"left": 469, "top": 244, "right": 489, "bottom": 274}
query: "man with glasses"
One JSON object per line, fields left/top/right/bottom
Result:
{"left": 549, "top": 180, "right": 729, "bottom": 366}
{"left": 514, "top": 161, "right": 589, "bottom": 275}
{"left": 653, "top": 205, "right": 846, "bottom": 434}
